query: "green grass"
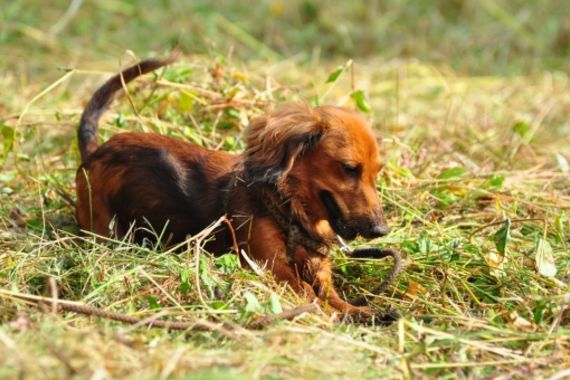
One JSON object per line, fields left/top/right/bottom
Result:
{"left": 1, "top": 1, "right": 570, "bottom": 379}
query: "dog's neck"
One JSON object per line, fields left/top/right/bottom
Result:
{"left": 225, "top": 170, "right": 330, "bottom": 256}
{"left": 258, "top": 186, "right": 329, "bottom": 255}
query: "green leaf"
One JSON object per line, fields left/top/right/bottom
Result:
{"left": 215, "top": 253, "right": 240, "bottom": 274}
{"left": 437, "top": 166, "right": 466, "bottom": 179}
{"left": 418, "top": 235, "right": 433, "bottom": 256}
{"left": 243, "top": 292, "right": 263, "bottom": 313}
{"left": 115, "top": 113, "right": 126, "bottom": 129}
{"left": 534, "top": 238, "right": 557, "bottom": 278}
{"left": 179, "top": 269, "right": 191, "bottom": 295}
{"left": 394, "top": 166, "right": 413, "bottom": 178}
{"left": 145, "top": 295, "right": 160, "bottom": 310}
{"left": 489, "top": 174, "right": 505, "bottom": 187}
{"left": 350, "top": 90, "right": 372, "bottom": 113}
{"left": 210, "top": 300, "right": 229, "bottom": 310}
{"left": 164, "top": 67, "right": 193, "bottom": 83}
{"left": 183, "top": 126, "right": 204, "bottom": 146}
{"left": 310, "top": 96, "right": 320, "bottom": 108}
{"left": 512, "top": 121, "right": 530, "bottom": 139}
{"left": 493, "top": 218, "right": 511, "bottom": 254}
{"left": 198, "top": 257, "right": 217, "bottom": 292}
{"left": 326, "top": 65, "right": 345, "bottom": 83}
{"left": 430, "top": 189, "right": 459, "bottom": 207}
{"left": 26, "top": 219, "right": 44, "bottom": 231}
{"left": 177, "top": 90, "right": 196, "bottom": 113}
{"left": 533, "top": 301, "right": 547, "bottom": 324}
{"left": 1, "top": 124, "right": 15, "bottom": 164}
{"left": 266, "top": 293, "right": 283, "bottom": 315}
{"left": 301, "top": 1, "right": 319, "bottom": 22}
{"left": 224, "top": 107, "right": 240, "bottom": 120}
{"left": 0, "top": 171, "right": 16, "bottom": 183}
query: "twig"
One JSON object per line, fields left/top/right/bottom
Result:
{"left": 222, "top": 218, "right": 240, "bottom": 258}
{"left": 349, "top": 248, "right": 403, "bottom": 307}
{"left": 193, "top": 216, "right": 227, "bottom": 312}
{"left": 248, "top": 303, "right": 320, "bottom": 329}
{"left": 2, "top": 289, "right": 319, "bottom": 336}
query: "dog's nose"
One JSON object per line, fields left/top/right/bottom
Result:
{"left": 369, "top": 223, "right": 391, "bottom": 238}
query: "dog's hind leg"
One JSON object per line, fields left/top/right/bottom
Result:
{"left": 76, "top": 173, "right": 123, "bottom": 239}
{"left": 75, "top": 194, "right": 118, "bottom": 239}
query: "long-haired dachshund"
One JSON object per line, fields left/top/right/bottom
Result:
{"left": 75, "top": 55, "right": 390, "bottom": 317}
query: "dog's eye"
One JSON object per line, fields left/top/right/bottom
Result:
{"left": 341, "top": 163, "right": 362, "bottom": 178}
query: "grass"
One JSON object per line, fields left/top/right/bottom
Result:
{"left": 1, "top": 1, "right": 570, "bottom": 379}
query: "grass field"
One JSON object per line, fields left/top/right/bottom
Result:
{"left": 1, "top": 1, "right": 569, "bottom": 379}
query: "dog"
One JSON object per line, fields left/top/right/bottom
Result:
{"left": 75, "top": 54, "right": 390, "bottom": 317}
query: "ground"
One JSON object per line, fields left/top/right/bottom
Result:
{"left": 1, "top": 1, "right": 569, "bottom": 379}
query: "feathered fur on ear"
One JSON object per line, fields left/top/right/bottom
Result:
{"left": 243, "top": 103, "right": 326, "bottom": 187}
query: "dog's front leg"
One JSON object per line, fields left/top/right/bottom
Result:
{"left": 270, "top": 256, "right": 318, "bottom": 300}
{"left": 244, "top": 217, "right": 318, "bottom": 300}
{"left": 303, "top": 255, "right": 372, "bottom": 317}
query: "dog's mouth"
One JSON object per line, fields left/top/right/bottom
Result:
{"left": 319, "top": 190, "right": 357, "bottom": 240}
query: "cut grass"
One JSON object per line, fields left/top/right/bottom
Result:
{"left": 1, "top": 1, "right": 570, "bottom": 377}
{"left": 1, "top": 53, "right": 568, "bottom": 379}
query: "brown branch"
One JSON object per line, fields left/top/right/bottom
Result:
{"left": 248, "top": 303, "right": 320, "bottom": 329}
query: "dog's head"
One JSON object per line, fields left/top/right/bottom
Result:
{"left": 244, "top": 104, "right": 389, "bottom": 242}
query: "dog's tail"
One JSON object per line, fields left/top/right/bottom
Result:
{"left": 78, "top": 52, "right": 180, "bottom": 162}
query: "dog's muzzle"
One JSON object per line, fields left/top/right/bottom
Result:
{"left": 320, "top": 190, "right": 390, "bottom": 240}
{"left": 371, "top": 223, "right": 391, "bottom": 237}
{"left": 358, "top": 218, "right": 390, "bottom": 239}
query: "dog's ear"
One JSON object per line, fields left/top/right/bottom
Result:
{"left": 244, "top": 104, "right": 326, "bottom": 186}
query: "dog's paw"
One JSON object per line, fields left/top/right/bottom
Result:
{"left": 342, "top": 307, "right": 400, "bottom": 326}
{"left": 370, "top": 309, "right": 401, "bottom": 326}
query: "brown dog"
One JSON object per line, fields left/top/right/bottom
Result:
{"left": 75, "top": 55, "right": 390, "bottom": 316}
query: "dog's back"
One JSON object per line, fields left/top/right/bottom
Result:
{"left": 75, "top": 55, "right": 238, "bottom": 244}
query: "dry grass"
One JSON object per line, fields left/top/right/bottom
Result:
{"left": 0, "top": 53, "right": 568, "bottom": 379}
{"left": 1, "top": 1, "right": 570, "bottom": 377}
